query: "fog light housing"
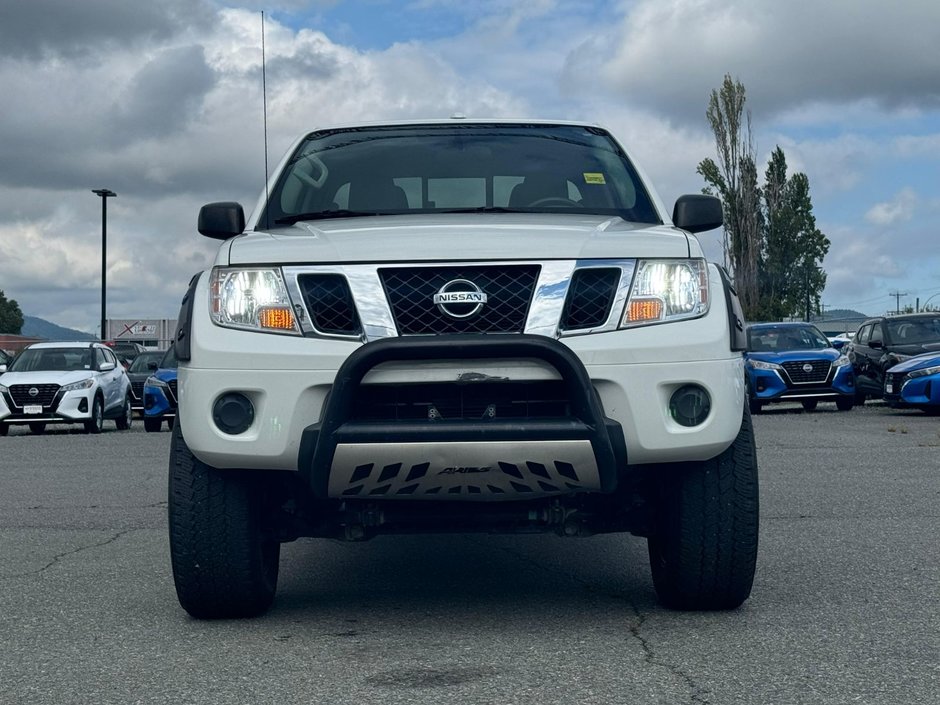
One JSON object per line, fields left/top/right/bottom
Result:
{"left": 669, "top": 385, "right": 711, "bottom": 427}
{"left": 212, "top": 393, "right": 254, "bottom": 435}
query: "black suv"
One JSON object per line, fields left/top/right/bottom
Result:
{"left": 846, "top": 313, "right": 940, "bottom": 402}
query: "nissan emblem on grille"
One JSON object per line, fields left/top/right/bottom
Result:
{"left": 432, "top": 279, "right": 488, "bottom": 319}
{"left": 29, "top": 387, "right": 39, "bottom": 397}
{"left": 802, "top": 363, "right": 814, "bottom": 373}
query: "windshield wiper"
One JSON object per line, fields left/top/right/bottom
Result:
{"left": 434, "top": 206, "right": 531, "bottom": 214}
{"left": 275, "top": 209, "right": 401, "bottom": 225}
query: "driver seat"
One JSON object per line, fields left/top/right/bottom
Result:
{"left": 508, "top": 175, "right": 571, "bottom": 207}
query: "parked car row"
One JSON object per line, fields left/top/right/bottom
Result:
{"left": 0, "top": 341, "right": 178, "bottom": 435}
{"left": 745, "top": 313, "right": 940, "bottom": 415}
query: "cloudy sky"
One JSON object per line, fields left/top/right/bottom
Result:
{"left": 1, "top": 0, "right": 939, "bottom": 335}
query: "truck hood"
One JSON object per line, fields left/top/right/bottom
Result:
{"left": 222, "top": 214, "right": 696, "bottom": 266}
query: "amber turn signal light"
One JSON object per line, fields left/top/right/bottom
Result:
{"left": 626, "top": 297, "right": 664, "bottom": 323}
{"left": 258, "top": 306, "right": 296, "bottom": 330}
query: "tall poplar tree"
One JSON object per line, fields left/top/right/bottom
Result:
{"left": 697, "top": 75, "right": 763, "bottom": 318}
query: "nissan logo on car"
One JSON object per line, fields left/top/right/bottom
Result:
{"left": 433, "top": 279, "right": 487, "bottom": 319}
{"left": 802, "top": 363, "right": 814, "bottom": 373}
{"left": 29, "top": 387, "right": 39, "bottom": 397}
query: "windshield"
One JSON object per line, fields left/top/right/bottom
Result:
{"left": 747, "top": 325, "right": 831, "bottom": 352}
{"left": 128, "top": 352, "right": 163, "bottom": 373}
{"left": 9, "top": 347, "right": 94, "bottom": 372}
{"left": 886, "top": 317, "right": 940, "bottom": 344}
{"left": 159, "top": 345, "right": 178, "bottom": 369}
{"left": 260, "top": 124, "right": 661, "bottom": 226}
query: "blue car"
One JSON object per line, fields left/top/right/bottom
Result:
{"left": 745, "top": 322, "right": 856, "bottom": 413}
{"left": 883, "top": 352, "right": 940, "bottom": 414}
{"left": 143, "top": 345, "right": 178, "bottom": 432}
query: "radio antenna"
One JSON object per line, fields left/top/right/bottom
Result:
{"left": 261, "top": 11, "right": 270, "bottom": 229}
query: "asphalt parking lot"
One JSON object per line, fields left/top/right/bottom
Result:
{"left": 1, "top": 402, "right": 938, "bottom": 705}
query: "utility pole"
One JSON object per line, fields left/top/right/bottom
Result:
{"left": 888, "top": 291, "right": 907, "bottom": 314}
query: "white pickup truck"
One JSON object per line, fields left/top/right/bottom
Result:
{"left": 168, "top": 119, "right": 757, "bottom": 618}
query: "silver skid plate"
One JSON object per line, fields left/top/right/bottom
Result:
{"left": 329, "top": 440, "right": 600, "bottom": 500}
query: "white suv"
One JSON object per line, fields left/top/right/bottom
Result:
{"left": 169, "top": 119, "right": 757, "bottom": 619}
{"left": 0, "top": 341, "right": 133, "bottom": 435}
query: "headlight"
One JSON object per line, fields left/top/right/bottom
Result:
{"left": 832, "top": 355, "right": 851, "bottom": 368}
{"left": 61, "top": 378, "right": 95, "bottom": 392}
{"left": 0, "top": 383, "right": 8, "bottom": 394}
{"left": 746, "top": 359, "right": 782, "bottom": 371}
{"left": 909, "top": 365, "right": 940, "bottom": 378}
{"left": 621, "top": 259, "right": 708, "bottom": 327}
{"left": 893, "top": 354, "right": 913, "bottom": 363}
{"left": 210, "top": 267, "right": 300, "bottom": 335}
{"left": 145, "top": 376, "right": 168, "bottom": 388}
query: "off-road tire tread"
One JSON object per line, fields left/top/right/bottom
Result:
{"left": 168, "top": 423, "right": 279, "bottom": 619}
{"left": 648, "top": 405, "right": 759, "bottom": 610}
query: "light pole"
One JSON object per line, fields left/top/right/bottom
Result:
{"left": 92, "top": 189, "right": 116, "bottom": 341}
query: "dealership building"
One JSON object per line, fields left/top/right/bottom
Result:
{"left": 104, "top": 319, "right": 178, "bottom": 350}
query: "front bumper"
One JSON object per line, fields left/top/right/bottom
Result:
{"left": 0, "top": 388, "right": 95, "bottom": 426}
{"left": 143, "top": 383, "right": 177, "bottom": 420}
{"left": 884, "top": 371, "right": 940, "bottom": 408}
{"left": 747, "top": 363, "right": 855, "bottom": 404}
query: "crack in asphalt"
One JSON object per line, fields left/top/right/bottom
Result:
{"left": 473, "top": 537, "right": 711, "bottom": 705}
{"left": 0, "top": 528, "right": 140, "bottom": 581}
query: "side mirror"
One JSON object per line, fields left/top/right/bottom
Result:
{"left": 198, "top": 202, "right": 245, "bottom": 240}
{"left": 673, "top": 194, "right": 723, "bottom": 233}
{"left": 100, "top": 361, "right": 116, "bottom": 372}
{"left": 0, "top": 364, "right": 6, "bottom": 373}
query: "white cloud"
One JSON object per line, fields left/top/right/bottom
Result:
{"left": 865, "top": 188, "right": 917, "bottom": 226}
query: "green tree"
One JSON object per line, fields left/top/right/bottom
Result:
{"left": 0, "top": 289, "right": 24, "bottom": 334}
{"left": 697, "top": 75, "right": 763, "bottom": 318}
{"left": 786, "top": 172, "right": 829, "bottom": 321}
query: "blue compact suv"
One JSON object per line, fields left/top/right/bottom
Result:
{"left": 143, "top": 345, "right": 178, "bottom": 432}
{"left": 745, "top": 322, "right": 856, "bottom": 413}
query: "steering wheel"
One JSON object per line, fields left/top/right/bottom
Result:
{"left": 526, "top": 196, "right": 582, "bottom": 208}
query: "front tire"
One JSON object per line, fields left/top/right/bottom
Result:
{"left": 168, "top": 423, "right": 280, "bottom": 619}
{"left": 648, "top": 406, "right": 759, "bottom": 610}
{"left": 748, "top": 397, "right": 762, "bottom": 415}
{"left": 29, "top": 422, "right": 47, "bottom": 434}
{"left": 84, "top": 396, "right": 103, "bottom": 434}
{"left": 115, "top": 395, "right": 133, "bottom": 430}
{"left": 836, "top": 397, "right": 854, "bottom": 411}
{"left": 144, "top": 417, "right": 162, "bottom": 433}
{"left": 801, "top": 400, "right": 818, "bottom": 411}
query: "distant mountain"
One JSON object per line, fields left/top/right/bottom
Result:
{"left": 21, "top": 316, "right": 96, "bottom": 341}
{"left": 820, "top": 309, "right": 869, "bottom": 320}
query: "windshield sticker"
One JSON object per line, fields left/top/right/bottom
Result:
{"left": 583, "top": 172, "right": 606, "bottom": 185}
